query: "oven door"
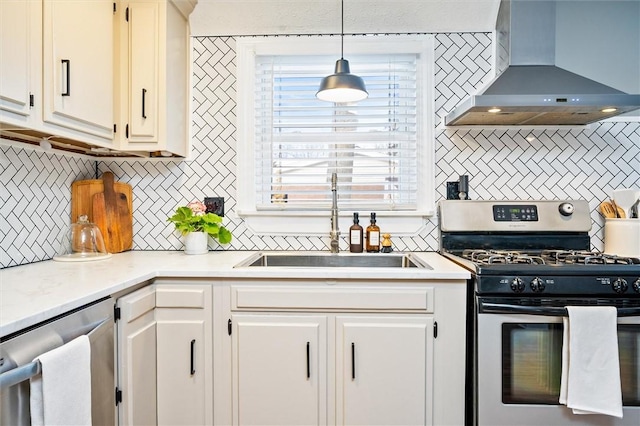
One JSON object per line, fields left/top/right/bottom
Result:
{"left": 477, "top": 298, "right": 640, "bottom": 426}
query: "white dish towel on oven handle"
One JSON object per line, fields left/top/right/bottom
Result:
{"left": 559, "top": 306, "right": 623, "bottom": 418}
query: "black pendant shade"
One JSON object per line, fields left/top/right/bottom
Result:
{"left": 316, "top": 0, "right": 368, "bottom": 103}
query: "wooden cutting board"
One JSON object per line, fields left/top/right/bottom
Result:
{"left": 71, "top": 172, "right": 133, "bottom": 253}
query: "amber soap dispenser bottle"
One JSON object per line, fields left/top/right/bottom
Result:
{"left": 366, "top": 212, "right": 381, "bottom": 252}
{"left": 349, "top": 213, "right": 364, "bottom": 253}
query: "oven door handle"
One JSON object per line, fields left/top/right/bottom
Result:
{"left": 479, "top": 301, "right": 640, "bottom": 317}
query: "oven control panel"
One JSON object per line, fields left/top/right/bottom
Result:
{"left": 479, "top": 275, "right": 640, "bottom": 295}
{"left": 493, "top": 205, "right": 538, "bottom": 222}
{"left": 439, "top": 200, "right": 591, "bottom": 233}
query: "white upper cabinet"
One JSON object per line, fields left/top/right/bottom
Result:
{"left": 126, "top": 1, "right": 159, "bottom": 143}
{"left": 42, "top": 0, "right": 115, "bottom": 142}
{"left": 1, "top": 0, "right": 196, "bottom": 157}
{"left": 0, "top": 0, "right": 40, "bottom": 127}
{"left": 116, "top": 0, "right": 194, "bottom": 157}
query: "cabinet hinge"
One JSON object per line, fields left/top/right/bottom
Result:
{"left": 114, "top": 305, "right": 121, "bottom": 322}
{"left": 115, "top": 387, "right": 122, "bottom": 405}
{"left": 125, "top": 6, "right": 129, "bottom": 22}
{"left": 228, "top": 319, "right": 232, "bottom": 336}
{"left": 125, "top": 124, "right": 129, "bottom": 138}
{"left": 29, "top": 93, "right": 34, "bottom": 108}
{"left": 433, "top": 321, "right": 438, "bottom": 339}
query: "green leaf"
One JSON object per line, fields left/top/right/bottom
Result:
{"left": 217, "top": 227, "right": 232, "bottom": 244}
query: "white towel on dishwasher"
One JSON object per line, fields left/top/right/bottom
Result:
{"left": 559, "top": 306, "right": 623, "bottom": 418}
{"left": 30, "top": 335, "right": 92, "bottom": 426}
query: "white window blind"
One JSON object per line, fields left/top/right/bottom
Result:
{"left": 254, "top": 52, "right": 420, "bottom": 211}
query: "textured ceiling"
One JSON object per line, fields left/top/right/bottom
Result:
{"left": 190, "top": 0, "right": 502, "bottom": 36}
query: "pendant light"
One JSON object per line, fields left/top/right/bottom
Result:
{"left": 316, "top": 0, "right": 368, "bottom": 103}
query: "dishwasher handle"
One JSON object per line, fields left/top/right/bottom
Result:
{"left": 0, "top": 317, "right": 110, "bottom": 390}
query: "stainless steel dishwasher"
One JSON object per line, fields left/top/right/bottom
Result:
{"left": 0, "top": 296, "right": 115, "bottom": 425}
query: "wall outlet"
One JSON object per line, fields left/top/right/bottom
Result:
{"left": 446, "top": 182, "right": 459, "bottom": 200}
{"left": 205, "top": 197, "right": 224, "bottom": 217}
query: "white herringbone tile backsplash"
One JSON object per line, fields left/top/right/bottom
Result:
{"left": 2, "top": 33, "right": 639, "bottom": 268}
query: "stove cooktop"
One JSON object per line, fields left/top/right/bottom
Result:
{"left": 439, "top": 199, "right": 640, "bottom": 296}
{"left": 442, "top": 250, "right": 640, "bottom": 296}
{"left": 461, "top": 249, "right": 640, "bottom": 266}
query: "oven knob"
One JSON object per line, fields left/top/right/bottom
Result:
{"left": 511, "top": 277, "right": 525, "bottom": 293}
{"left": 530, "top": 277, "right": 545, "bottom": 292}
{"left": 558, "top": 202, "right": 574, "bottom": 217}
{"left": 612, "top": 278, "right": 628, "bottom": 294}
{"left": 633, "top": 278, "right": 640, "bottom": 293}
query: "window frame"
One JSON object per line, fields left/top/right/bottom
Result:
{"left": 236, "top": 35, "right": 435, "bottom": 237}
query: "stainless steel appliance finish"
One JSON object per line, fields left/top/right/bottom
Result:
{"left": 477, "top": 307, "right": 639, "bottom": 426}
{"left": 234, "top": 252, "right": 429, "bottom": 269}
{"left": 439, "top": 199, "right": 640, "bottom": 426}
{"left": 444, "top": 0, "right": 640, "bottom": 126}
{"left": 0, "top": 297, "right": 115, "bottom": 425}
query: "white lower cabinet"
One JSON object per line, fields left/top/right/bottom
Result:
{"left": 226, "top": 281, "right": 465, "bottom": 426}
{"left": 115, "top": 278, "right": 466, "bottom": 426}
{"left": 116, "top": 283, "right": 213, "bottom": 426}
{"left": 336, "top": 316, "right": 433, "bottom": 426}
{"left": 230, "top": 314, "right": 434, "bottom": 426}
{"left": 231, "top": 315, "right": 327, "bottom": 426}
{"left": 116, "top": 285, "right": 157, "bottom": 426}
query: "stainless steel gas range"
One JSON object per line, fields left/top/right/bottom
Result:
{"left": 439, "top": 200, "right": 640, "bottom": 426}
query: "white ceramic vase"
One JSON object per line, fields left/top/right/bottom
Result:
{"left": 183, "top": 231, "right": 208, "bottom": 255}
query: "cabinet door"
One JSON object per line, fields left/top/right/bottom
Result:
{"left": 116, "top": 285, "right": 158, "bottom": 426}
{"left": 42, "top": 0, "right": 114, "bottom": 139}
{"left": 0, "top": 0, "right": 38, "bottom": 124}
{"left": 336, "top": 316, "right": 434, "bottom": 426}
{"left": 155, "top": 285, "right": 213, "bottom": 426}
{"left": 125, "top": 0, "right": 159, "bottom": 143}
{"left": 232, "top": 314, "right": 327, "bottom": 426}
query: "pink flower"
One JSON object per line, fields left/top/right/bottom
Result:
{"left": 187, "top": 201, "right": 207, "bottom": 216}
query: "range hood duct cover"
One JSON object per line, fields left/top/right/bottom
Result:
{"left": 445, "top": 0, "right": 640, "bottom": 126}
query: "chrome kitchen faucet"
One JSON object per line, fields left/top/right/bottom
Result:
{"left": 329, "top": 172, "right": 340, "bottom": 253}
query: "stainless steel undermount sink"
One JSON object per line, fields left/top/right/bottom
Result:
{"left": 234, "top": 252, "right": 431, "bottom": 269}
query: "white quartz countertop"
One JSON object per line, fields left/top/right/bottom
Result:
{"left": 0, "top": 250, "right": 470, "bottom": 337}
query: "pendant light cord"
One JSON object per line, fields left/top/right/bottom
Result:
{"left": 340, "top": 0, "right": 344, "bottom": 59}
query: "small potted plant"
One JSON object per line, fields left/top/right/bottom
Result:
{"left": 167, "top": 201, "right": 232, "bottom": 254}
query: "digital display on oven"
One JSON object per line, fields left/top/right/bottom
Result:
{"left": 493, "top": 205, "right": 539, "bottom": 222}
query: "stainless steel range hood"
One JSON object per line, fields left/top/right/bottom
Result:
{"left": 444, "top": 0, "right": 640, "bottom": 126}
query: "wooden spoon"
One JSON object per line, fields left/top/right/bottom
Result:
{"left": 599, "top": 201, "right": 617, "bottom": 218}
{"left": 610, "top": 198, "right": 626, "bottom": 218}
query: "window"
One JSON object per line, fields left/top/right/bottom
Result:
{"left": 237, "top": 35, "right": 435, "bottom": 236}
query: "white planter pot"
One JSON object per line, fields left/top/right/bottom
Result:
{"left": 183, "top": 231, "right": 208, "bottom": 255}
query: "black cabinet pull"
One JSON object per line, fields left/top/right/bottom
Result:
{"left": 141, "top": 88, "right": 147, "bottom": 118}
{"left": 351, "top": 342, "right": 355, "bottom": 380}
{"left": 190, "top": 339, "right": 196, "bottom": 375}
{"left": 61, "top": 59, "right": 71, "bottom": 96}
{"left": 306, "top": 342, "right": 310, "bottom": 379}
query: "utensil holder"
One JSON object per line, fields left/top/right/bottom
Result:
{"left": 604, "top": 218, "right": 640, "bottom": 257}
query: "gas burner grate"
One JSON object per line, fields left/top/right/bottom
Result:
{"left": 459, "top": 249, "right": 640, "bottom": 266}
{"left": 462, "top": 249, "right": 545, "bottom": 265}
{"left": 541, "top": 250, "right": 640, "bottom": 265}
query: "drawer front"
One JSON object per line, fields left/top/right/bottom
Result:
{"left": 231, "top": 286, "right": 434, "bottom": 312}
